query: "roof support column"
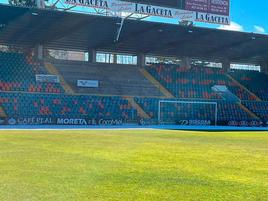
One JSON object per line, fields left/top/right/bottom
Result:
{"left": 138, "top": 53, "right": 146, "bottom": 68}
{"left": 34, "top": 44, "right": 44, "bottom": 61}
{"left": 260, "top": 60, "right": 268, "bottom": 74}
{"left": 113, "top": 53, "right": 117, "bottom": 64}
{"left": 88, "top": 49, "right": 96, "bottom": 63}
{"left": 222, "top": 58, "right": 231, "bottom": 72}
{"left": 266, "top": 61, "right": 268, "bottom": 75}
{"left": 181, "top": 57, "right": 191, "bottom": 69}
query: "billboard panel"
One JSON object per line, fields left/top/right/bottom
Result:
{"left": 185, "top": 0, "right": 229, "bottom": 16}
{"left": 65, "top": 0, "right": 195, "bottom": 21}
{"left": 65, "top": 0, "right": 230, "bottom": 24}
{"left": 184, "top": 0, "right": 230, "bottom": 24}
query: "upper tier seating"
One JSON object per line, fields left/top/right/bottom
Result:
{"left": 146, "top": 64, "right": 256, "bottom": 100}
{"left": 51, "top": 60, "right": 162, "bottom": 97}
{"left": 243, "top": 101, "right": 268, "bottom": 121}
{"left": 135, "top": 97, "right": 255, "bottom": 122}
{"left": 0, "top": 92, "right": 136, "bottom": 121}
{"left": 0, "top": 51, "right": 63, "bottom": 93}
{"left": 230, "top": 70, "right": 268, "bottom": 101}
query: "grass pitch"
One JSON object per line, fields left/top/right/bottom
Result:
{"left": 0, "top": 130, "right": 268, "bottom": 201}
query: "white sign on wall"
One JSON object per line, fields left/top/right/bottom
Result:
{"left": 77, "top": 80, "right": 99, "bottom": 88}
{"left": 36, "top": 74, "right": 60, "bottom": 83}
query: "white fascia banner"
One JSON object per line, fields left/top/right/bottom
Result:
{"left": 64, "top": 0, "right": 195, "bottom": 22}
{"left": 195, "top": 12, "right": 230, "bottom": 25}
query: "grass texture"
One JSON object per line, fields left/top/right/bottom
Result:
{"left": 0, "top": 129, "right": 268, "bottom": 201}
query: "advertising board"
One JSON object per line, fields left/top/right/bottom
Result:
{"left": 3, "top": 117, "right": 124, "bottom": 126}
{"left": 185, "top": 0, "right": 230, "bottom": 24}
{"left": 185, "top": 0, "right": 229, "bottom": 15}
{"left": 65, "top": 0, "right": 230, "bottom": 24}
{"left": 77, "top": 80, "right": 99, "bottom": 88}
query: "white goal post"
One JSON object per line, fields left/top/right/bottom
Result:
{"left": 158, "top": 100, "right": 218, "bottom": 126}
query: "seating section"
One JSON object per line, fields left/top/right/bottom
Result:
{"left": 51, "top": 60, "right": 162, "bottom": 97}
{"left": 230, "top": 70, "right": 268, "bottom": 101}
{"left": 0, "top": 51, "right": 267, "bottom": 126}
{"left": 243, "top": 101, "right": 268, "bottom": 121}
{"left": 146, "top": 64, "right": 256, "bottom": 100}
{"left": 217, "top": 101, "right": 254, "bottom": 122}
{"left": 135, "top": 97, "right": 255, "bottom": 122}
{"left": 0, "top": 93, "right": 136, "bottom": 121}
{"left": 0, "top": 51, "right": 63, "bottom": 93}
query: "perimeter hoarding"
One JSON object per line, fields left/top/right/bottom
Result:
{"left": 65, "top": 0, "right": 230, "bottom": 25}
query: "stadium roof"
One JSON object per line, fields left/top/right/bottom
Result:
{"left": 0, "top": 4, "right": 268, "bottom": 63}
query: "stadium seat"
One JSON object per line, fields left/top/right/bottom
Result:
{"left": 0, "top": 51, "right": 63, "bottom": 93}
{"left": 243, "top": 101, "right": 268, "bottom": 121}
{"left": 0, "top": 92, "right": 137, "bottom": 122}
{"left": 146, "top": 64, "right": 257, "bottom": 101}
{"left": 230, "top": 70, "right": 268, "bottom": 101}
{"left": 134, "top": 97, "right": 255, "bottom": 123}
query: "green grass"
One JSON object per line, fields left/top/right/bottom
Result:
{"left": 0, "top": 130, "right": 268, "bottom": 201}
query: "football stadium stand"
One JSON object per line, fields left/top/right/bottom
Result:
{"left": 0, "top": 49, "right": 266, "bottom": 127}
{"left": 0, "top": 4, "right": 267, "bottom": 127}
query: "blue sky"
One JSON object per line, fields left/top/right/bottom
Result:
{"left": 0, "top": 0, "right": 267, "bottom": 34}
{"left": 217, "top": 0, "right": 267, "bottom": 33}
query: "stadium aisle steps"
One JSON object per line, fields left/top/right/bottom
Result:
{"left": 226, "top": 73, "right": 261, "bottom": 101}
{"left": 242, "top": 101, "right": 268, "bottom": 121}
{"left": 140, "top": 68, "right": 175, "bottom": 98}
{"left": 239, "top": 103, "right": 259, "bottom": 120}
{"left": 44, "top": 62, "right": 74, "bottom": 94}
{"left": 0, "top": 106, "right": 7, "bottom": 118}
{"left": 125, "top": 97, "right": 150, "bottom": 119}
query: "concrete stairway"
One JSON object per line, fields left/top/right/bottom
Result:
{"left": 44, "top": 62, "right": 74, "bottom": 94}
{"left": 140, "top": 68, "right": 175, "bottom": 98}
{"left": 0, "top": 106, "right": 7, "bottom": 118}
{"left": 239, "top": 103, "right": 260, "bottom": 120}
{"left": 125, "top": 97, "right": 150, "bottom": 119}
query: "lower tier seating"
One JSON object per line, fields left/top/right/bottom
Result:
{"left": 0, "top": 92, "right": 262, "bottom": 125}
{"left": 0, "top": 93, "right": 137, "bottom": 121}
{"left": 135, "top": 97, "right": 255, "bottom": 123}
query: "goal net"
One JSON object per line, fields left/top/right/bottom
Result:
{"left": 158, "top": 100, "right": 217, "bottom": 126}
